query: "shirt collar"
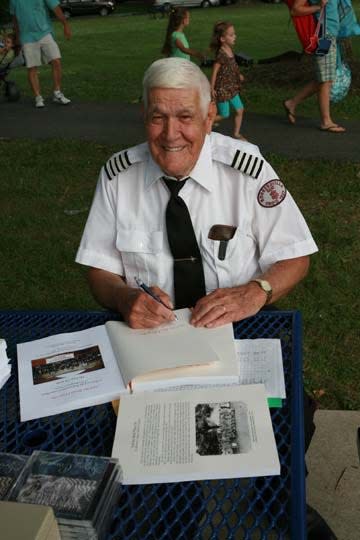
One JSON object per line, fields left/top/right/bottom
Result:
{"left": 144, "top": 135, "right": 214, "bottom": 192}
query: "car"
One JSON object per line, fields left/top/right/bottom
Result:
{"left": 60, "top": 0, "right": 116, "bottom": 18}
{"left": 152, "top": 0, "right": 220, "bottom": 10}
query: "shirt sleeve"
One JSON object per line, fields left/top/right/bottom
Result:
{"left": 172, "top": 32, "right": 185, "bottom": 46}
{"left": 45, "top": 0, "right": 60, "bottom": 11}
{"left": 75, "top": 169, "right": 125, "bottom": 276}
{"left": 251, "top": 161, "right": 318, "bottom": 271}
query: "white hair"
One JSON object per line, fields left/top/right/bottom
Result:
{"left": 142, "top": 58, "right": 211, "bottom": 117}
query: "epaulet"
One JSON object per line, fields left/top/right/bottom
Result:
{"left": 103, "top": 144, "right": 147, "bottom": 181}
{"left": 230, "top": 148, "right": 264, "bottom": 179}
{"left": 211, "top": 133, "right": 264, "bottom": 179}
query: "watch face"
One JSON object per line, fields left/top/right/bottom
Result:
{"left": 260, "top": 280, "right": 272, "bottom": 293}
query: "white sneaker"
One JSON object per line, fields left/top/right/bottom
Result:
{"left": 35, "top": 95, "right": 45, "bottom": 108}
{"left": 53, "top": 90, "right": 71, "bottom": 105}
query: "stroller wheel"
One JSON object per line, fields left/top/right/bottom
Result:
{"left": 5, "top": 80, "right": 21, "bottom": 102}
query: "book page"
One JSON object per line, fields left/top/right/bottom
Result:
{"left": 112, "top": 384, "right": 280, "bottom": 484}
{"left": 105, "top": 309, "right": 237, "bottom": 389}
{"left": 17, "top": 325, "right": 126, "bottom": 422}
{"left": 236, "top": 339, "right": 286, "bottom": 399}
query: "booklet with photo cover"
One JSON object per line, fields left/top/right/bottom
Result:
{"left": 17, "top": 309, "right": 238, "bottom": 421}
{"left": 111, "top": 384, "right": 280, "bottom": 484}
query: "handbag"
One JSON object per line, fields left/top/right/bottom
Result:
{"left": 330, "top": 45, "right": 352, "bottom": 102}
{"left": 305, "top": 7, "right": 331, "bottom": 55}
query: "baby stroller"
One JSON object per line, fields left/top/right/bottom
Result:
{"left": 0, "top": 34, "right": 23, "bottom": 102}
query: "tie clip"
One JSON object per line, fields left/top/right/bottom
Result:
{"left": 174, "top": 257, "right": 198, "bottom": 262}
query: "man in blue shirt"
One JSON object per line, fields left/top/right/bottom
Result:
{"left": 10, "top": 0, "right": 71, "bottom": 108}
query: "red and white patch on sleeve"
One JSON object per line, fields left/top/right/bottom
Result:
{"left": 257, "top": 179, "right": 287, "bottom": 208}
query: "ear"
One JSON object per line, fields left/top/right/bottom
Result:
{"left": 206, "top": 101, "right": 217, "bottom": 134}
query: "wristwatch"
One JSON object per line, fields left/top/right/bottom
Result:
{"left": 250, "top": 279, "right": 273, "bottom": 305}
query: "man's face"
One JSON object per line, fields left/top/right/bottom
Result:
{"left": 145, "top": 87, "right": 215, "bottom": 179}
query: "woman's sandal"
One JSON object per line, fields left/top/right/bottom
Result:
{"left": 283, "top": 100, "right": 296, "bottom": 125}
{"left": 319, "top": 124, "right": 346, "bottom": 133}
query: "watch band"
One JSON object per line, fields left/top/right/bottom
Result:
{"left": 250, "top": 279, "right": 272, "bottom": 305}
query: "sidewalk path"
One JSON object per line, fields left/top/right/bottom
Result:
{"left": 1, "top": 99, "right": 359, "bottom": 161}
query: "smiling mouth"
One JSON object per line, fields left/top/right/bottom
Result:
{"left": 163, "top": 146, "right": 186, "bottom": 152}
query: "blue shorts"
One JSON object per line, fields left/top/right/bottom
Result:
{"left": 217, "top": 94, "right": 244, "bottom": 118}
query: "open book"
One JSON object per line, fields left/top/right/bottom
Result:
{"left": 111, "top": 384, "right": 280, "bottom": 484}
{"left": 17, "top": 309, "right": 238, "bottom": 422}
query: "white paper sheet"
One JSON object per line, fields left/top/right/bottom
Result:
{"left": 236, "top": 339, "right": 286, "bottom": 399}
{"left": 112, "top": 384, "right": 280, "bottom": 484}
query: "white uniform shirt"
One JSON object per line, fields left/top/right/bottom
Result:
{"left": 76, "top": 133, "right": 318, "bottom": 302}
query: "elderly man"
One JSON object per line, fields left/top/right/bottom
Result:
{"left": 76, "top": 58, "right": 336, "bottom": 539}
{"left": 76, "top": 57, "right": 317, "bottom": 328}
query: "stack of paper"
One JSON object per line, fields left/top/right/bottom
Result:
{"left": 8, "top": 451, "right": 122, "bottom": 540}
{"left": 0, "top": 339, "right": 11, "bottom": 390}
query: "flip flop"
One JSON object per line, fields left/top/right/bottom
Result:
{"left": 319, "top": 124, "right": 346, "bottom": 133}
{"left": 283, "top": 100, "right": 296, "bottom": 125}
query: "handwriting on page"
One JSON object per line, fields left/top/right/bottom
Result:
{"left": 238, "top": 350, "right": 270, "bottom": 385}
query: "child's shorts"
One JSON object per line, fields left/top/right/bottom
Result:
{"left": 217, "top": 94, "right": 244, "bottom": 118}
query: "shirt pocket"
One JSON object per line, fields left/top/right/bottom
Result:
{"left": 200, "top": 227, "right": 257, "bottom": 289}
{"left": 115, "top": 228, "right": 164, "bottom": 285}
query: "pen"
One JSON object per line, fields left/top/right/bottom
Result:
{"left": 134, "top": 277, "right": 177, "bottom": 319}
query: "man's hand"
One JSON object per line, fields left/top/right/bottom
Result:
{"left": 87, "top": 268, "right": 175, "bottom": 329}
{"left": 190, "top": 256, "right": 310, "bottom": 328}
{"left": 119, "top": 286, "right": 176, "bottom": 329}
{"left": 190, "top": 283, "right": 266, "bottom": 328}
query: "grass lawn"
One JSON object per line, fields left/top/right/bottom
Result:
{"left": 7, "top": 2, "right": 360, "bottom": 119}
{"left": 1, "top": 3, "right": 360, "bottom": 411}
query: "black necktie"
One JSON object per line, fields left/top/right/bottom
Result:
{"left": 163, "top": 177, "right": 206, "bottom": 309}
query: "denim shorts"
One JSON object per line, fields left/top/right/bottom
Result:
{"left": 217, "top": 93, "right": 244, "bottom": 118}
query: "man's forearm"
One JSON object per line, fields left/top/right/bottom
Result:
{"left": 87, "top": 267, "right": 130, "bottom": 313}
{"left": 53, "top": 5, "right": 71, "bottom": 38}
{"left": 53, "top": 5, "right": 67, "bottom": 24}
{"left": 255, "top": 255, "right": 310, "bottom": 305}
